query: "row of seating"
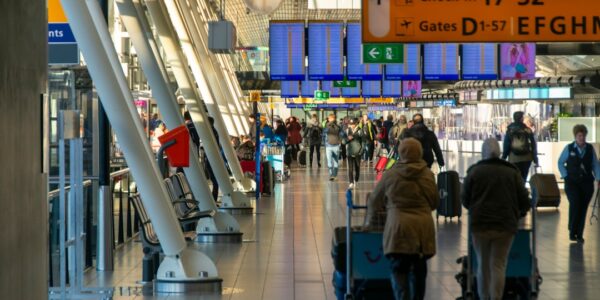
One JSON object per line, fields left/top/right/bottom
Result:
{"left": 130, "top": 172, "right": 215, "bottom": 283}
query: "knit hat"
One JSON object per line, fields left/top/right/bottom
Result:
{"left": 481, "top": 138, "right": 501, "bottom": 160}
{"left": 398, "top": 138, "right": 423, "bottom": 163}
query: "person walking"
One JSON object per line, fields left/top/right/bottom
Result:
{"left": 365, "top": 138, "right": 439, "bottom": 300}
{"left": 304, "top": 116, "right": 323, "bottom": 168}
{"left": 345, "top": 118, "right": 363, "bottom": 188}
{"left": 323, "top": 114, "right": 345, "bottom": 181}
{"left": 402, "top": 114, "right": 445, "bottom": 169}
{"left": 558, "top": 124, "right": 600, "bottom": 243}
{"left": 286, "top": 116, "right": 303, "bottom": 161}
{"left": 389, "top": 115, "right": 407, "bottom": 151}
{"left": 359, "top": 114, "right": 377, "bottom": 163}
{"left": 462, "top": 138, "right": 530, "bottom": 300}
{"left": 502, "top": 111, "right": 539, "bottom": 183}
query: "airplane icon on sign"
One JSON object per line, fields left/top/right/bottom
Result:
{"left": 400, "top": 20, "right": 412, "bottom": 28}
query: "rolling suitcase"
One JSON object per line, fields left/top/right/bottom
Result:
{"left": 298, "top": 150, "right": 307, "bottom": 166}
{"left": 530, "top": 168, "right": 560, "bottom": 208}
{"left": 437, "top": 170, "right": 462, "bottom": 220}
{"left": 261, "top": 161, "right": 274, "bottom": 195}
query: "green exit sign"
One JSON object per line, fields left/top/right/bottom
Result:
{"left": 314, "top": 90, "right": 330, "bottom": 101}
{"left": 333, "top": 80, "right": 357, "bottom": 88}
{"left": 363, "top": 43, "right": 404, "bottom": 64}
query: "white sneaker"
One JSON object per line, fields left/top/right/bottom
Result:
{"left": 349, "top": 183, "right": 354, "bottom": 189}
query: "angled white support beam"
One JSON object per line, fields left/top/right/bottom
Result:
{"left": 60, "top": 0, "right": 220, "bottom": 287}
{"left": 116, "top": 0, "right": 242, "bottom": 234}
{"left": 153, "top": 0, "right": 255, "bottom": 198}
{"left": 166, "top": 0, "right": 253, "bottom": 192}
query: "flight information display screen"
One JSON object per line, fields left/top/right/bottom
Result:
{"left": 382, "top": 80, "right": 402, "bottom": 97}
{"left": 385, "top": 44, "right": 421, "bottom": 80}
{"left": 269, "top": 22, "right": 305, "bottom": 80}
{"left": 346, "top": 23, "right": 383, "bottom": 80}
{"left": 321, "top": 81, "right": 342, "bottom": 97}
{"left": 342, "top": 81, "right": 361, "bottom": 98}
{"left": 362, "top": 81, "right": 381, "bottom": 98}
{"left": 423, "top": 43, "right": 459, "bottom": 80}
{"left": 308, "top": 22, "right": 344, "bottom": 80}
{"left": 462, "top": 43, "right": 498, "bottom": 80}
{"left": 280, "top": 81, "right": 300, "bottom": 98}
{"left": 301, "top": 74, "right": 319, "bottom": 97}
{"left": 403, "top": 80, "right": 422, "bottom": 98}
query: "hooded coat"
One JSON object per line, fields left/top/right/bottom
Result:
{"left": 366, "top": 139, "right": 439, "bottom": 257}
{"left": 402, "top": 123, "right": 445, "bottom": 168}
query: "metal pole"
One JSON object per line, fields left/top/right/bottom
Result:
{"left": 96, "top": 0, "right": 113, "bottom": 272}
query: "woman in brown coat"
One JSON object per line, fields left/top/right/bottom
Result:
{"left": 366, "top": 138, "right": 439, "bottom": 300}
{"left": 286, "top": 116, "right": 303, "bottom": 160}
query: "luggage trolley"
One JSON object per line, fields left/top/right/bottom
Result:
{"left": 262, "top": 143, "right": 289, "bottom": 181}
{"left": 457, "top": 199, "right": 542, "bottom": 299}
{"left": 335, "top": 189, "right": 392, "bottom": 300}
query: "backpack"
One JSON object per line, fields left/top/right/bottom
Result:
{"left": 310, "top": 127, "right": 321, "bottom": 140}
{"left": 376, "top": 126, "right": 387, "bottom": 141}
{"left": 510, "top": 127, "right": 532, "bottom": 155}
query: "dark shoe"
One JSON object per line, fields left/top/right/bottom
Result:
{"left": 577, "top": 237, "right": 585, "bottom": 243}
{"left": 318, "top": 164, "right": 322, "bottom": 168}
{"left": 570, "top": 234, "right": 577, "bottom": 242}
{"left": 329, "top": 177, "right": 334, "bottom": 181}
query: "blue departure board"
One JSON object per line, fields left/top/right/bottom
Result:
{"left": 321, "top": 81, "right": 341, "bottom": 97}
{"left": 346, "top": 23, "right": 383, "bottom": 80}
{"left": 269, "top": 22, "right": 305, "bottom": 80}
{"left": 382, "top": 80, "right": 402, "bottom": 97}
{"left": 301, "top": 73, "right": 319, "bottom": 97}
{"left": 280, "top": 81, "right": 300, "bottom": 98}
{"left": 342, "top": 81, "right": 361, "bottom": 98}
{"left": 308, "top": 22, "right": 344, "bottom": 80}
{"left": 423, "top": 43, "right": 459, "bottom": 81}
{"left": 462, "top": 43, "right": 498, "bottom": 80}
{"left": 385, "top": 44, "right": 421, "bottom": 80}
{"left": 362, "top": 81, "right": 381, "bottom": 98}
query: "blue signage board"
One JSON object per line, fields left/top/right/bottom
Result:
{"left": 424, "top": 43, "right": 460, "bottom": 81}
{"left": 308, "top": 22, "right": 344, "bottom": 80}
{"left": 462, "top": 43, "right": 498, "bottom": 80}
{"left": 269, "top": 22, "right": 305, "bottom": 80}
{"left": 382, "top": 80, "right": 402, "bottom": 97}
{"left": 342, "top": 81, "right": 362, "bottom": 98}
{"left": 346, "top": 23, "right": 383, "bottom": 80}
{"left": 321, "top": 81, "right": 342, "bottom": 97}
{"left": 385, "top": 44, "right": 421, "bottom": 80}
{"left": 286, "top": 104, "right": 361, "bottom": 109}
{"left": 362, "top": 81, "right": 381, "bottom": 98}
{"left": 48, "top": 23, "right": 76, "bottom": 43}
{"left": 301, "top": 73, "right": 320, "bottom": 97}
{"left": 280, "top": 81, "right": 300, "bottom": 98}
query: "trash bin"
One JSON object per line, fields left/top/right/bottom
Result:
{"left": 158, "top": 125, "right": 190, "bottom": 168}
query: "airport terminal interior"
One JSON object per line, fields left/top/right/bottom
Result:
{"left": 4, "top": 0, "right": 600, "bottom": 299}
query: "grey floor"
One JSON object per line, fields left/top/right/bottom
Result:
{"left": 85, "top": 160, "right": 600, "bottom": 299}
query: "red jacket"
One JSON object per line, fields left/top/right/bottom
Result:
{"left": 287, "top": 121, "right": 303, "bottom": 145}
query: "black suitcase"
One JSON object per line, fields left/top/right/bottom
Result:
{"left": 530, "top": 173, "right": 560, "bottom": 208}
{"left": 298, "top": 150, "right": 307, "bottom": 166}
{"left": 261, "top": 161, "right": 274, "bottom": 195}
{"left": 331, "top": 226, "right": 347, "bottom": 273}
{"left": 437, "top": 170, "right": 462, "bottom": 220}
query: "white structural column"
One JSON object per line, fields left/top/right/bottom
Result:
{"left": 159, "top": 0, "right": 254, "bottom": 199}
{"left": 60, "top": 0, "right": 219, "bottom": 282}
{"left": 175, "top": 0, "right": 251, "bottom": 190}
{"left": 116, "top": 0, "right": 241, "bottom": 234}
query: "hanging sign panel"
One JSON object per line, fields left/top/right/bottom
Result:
{"left": 361, "top": 0, "right": 600, "bottom": 43}
{"left": 347, "top": 23, "right": 383, "bottom": 80}
{"left": 280, "top": 81, "right": 300, "bottom": 98}
{"left": 462, "top": 43, "right": 498, "bottom": 80}
{"left": 269, "top": 21, "right": 305, "bottom": 80}
{"left": 308, "top": 22, "right": 345, "bottom": 80}
{"left": 385, "top": 44, "right": 421, "bottom": 80}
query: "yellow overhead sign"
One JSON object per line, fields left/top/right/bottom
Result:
{"left": 249, "top": 91, "right": 261, "bottom": 102}
{"left": 362, "top": 0, "right": 600, "bottom": 43}
{"left": 48, "top": 0, "right": 68, "bottom": 23}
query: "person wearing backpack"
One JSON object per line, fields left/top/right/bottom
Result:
{"left": 502, "top": 111, "right": 539, "bottom": 182}
{"left": 389, "top": 115, "right": 408, "bottom": 152}
{"left": 323, "top": 114, "right": 345, "bottom": 181}
{"left": 344, "top": 118, "right": 364, "bottom": 188}
{"left": 303, "top": 116, "right": 323, "bottom": 168}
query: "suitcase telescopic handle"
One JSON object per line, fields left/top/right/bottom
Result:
{"left": 534, "top": 165, "right": 542, "bottom": 174}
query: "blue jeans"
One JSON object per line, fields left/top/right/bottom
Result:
{"left": 388, "top": 254, "right": 428, "bottom": 300}
{"left": 325, "top": 145, "right": 340, "bottom": 177}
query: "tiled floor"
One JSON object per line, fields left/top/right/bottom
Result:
{"left": 85, "top": 160, "right": 600, "bottom": 299}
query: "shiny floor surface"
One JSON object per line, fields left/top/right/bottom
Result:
{"left": 86, "top": 161, "right": 600, "bottom": 299}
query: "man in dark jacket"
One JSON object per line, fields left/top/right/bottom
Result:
{"left": 359, "top": 114, "right": 377, "bottom": 163}
{"left": 502, "top": 111, "right": 539, "bottom": 183}
{"left": 345, "top": 118, "right": 363, "bottom": 188}
{"left": 402, "top": 114, "right": 445, "bottom": 169}
{"left": 303, "top": 116, "right": 322, "bottom": 168}
{"left": 462, "top": 138, "right": 530, "bottom": 300}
